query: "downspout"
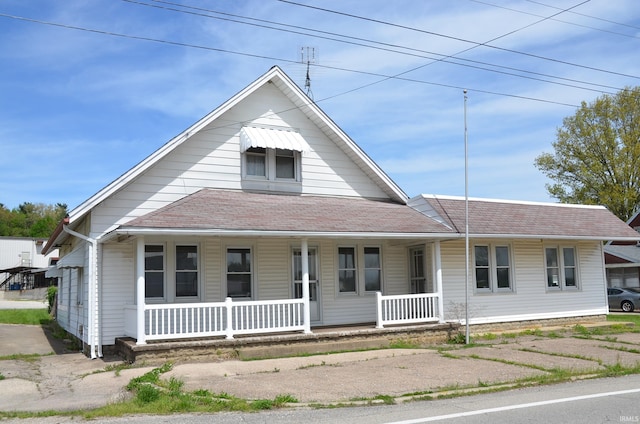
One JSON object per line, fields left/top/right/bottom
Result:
{"left": 62, "top": 226, "right": 101, "bottom": 359}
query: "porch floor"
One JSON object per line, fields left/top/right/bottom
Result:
{"left": 114, "top": 322, "right": 459, "bottom": 364}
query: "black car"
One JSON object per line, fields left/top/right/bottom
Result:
{"left": 607, "top": 287, "right": 640, "bottom": 312}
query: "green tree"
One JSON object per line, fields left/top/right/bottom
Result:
{"left": 535, "top": 87, "right": 640, "bottom": 221}
{"left": 0, "top": 202, "right": 67, "bottom": 238}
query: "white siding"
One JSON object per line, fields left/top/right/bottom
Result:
{"left": 441, "top": 239, "right": 608, "bottom": 323}
{"left": 90, "top": 84, "right": 390, "bottom": 236}
{"left": 100, "top": 242, "right": 134, "bottom": 346}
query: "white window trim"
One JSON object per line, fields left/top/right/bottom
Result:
{"left": 225, "top": 245, "right": 255, "bottom": 300}
{"left": 545, "top": 245, "right": 580, "bottom": 291}
{"left": 472, "top": 243, "right": 514, "bottom": 294}
{"left": 174, "top": 243, "right": 200, "bottom": 300}
{"left": 144, "top": 243, "right": 166, "bottom": 303}
{"left": 242, "top": 148, "right": 301, "bottom": 182}
{"left": 362, "top": 245, "right": 383, "bottom": 293}
{"left": 337, "top": 245, "right": 358, "bottom": 295}
{"left": 336, "top": 245, "right": 384, "bottom": 296}
{"left": 144, "top": 242, "right": 202, "bottom": 303}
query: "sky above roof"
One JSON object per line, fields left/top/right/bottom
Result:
{"left": 1, "top": 0, "right": 639, "bottom": 210}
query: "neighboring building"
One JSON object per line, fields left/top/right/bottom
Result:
{"left": 43, "top": 66, "right": 640, "bottom": 358}
{"left": 0, "top": 237, "right": 59, "bottom": 290}
{"left": 605, "top": 211, "right": 640, "bottom": 288}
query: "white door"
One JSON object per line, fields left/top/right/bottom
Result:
{"left": 409, "top": 246, "right": 427, "bottom": 293}
{"left": 293, "top": 248, "right": 320, "bottom": 322}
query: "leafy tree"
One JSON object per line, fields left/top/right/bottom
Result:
{"left": 535, "top": 87, "right": 640, "bottom": 221}
{"left": 0, "top": 202, "right": 67, "bottom": 238}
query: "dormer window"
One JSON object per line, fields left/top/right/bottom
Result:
{"left": 240, "top": 126, "right": 310, "bottom": 190}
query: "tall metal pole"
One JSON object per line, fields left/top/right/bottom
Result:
{"left": 464, "top": 89, "right": 470, "bottom": 344}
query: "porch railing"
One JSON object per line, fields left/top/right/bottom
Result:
{"left": 125, "top": 297, "right": 305, "bottom": 342}
{"left": 376, "top": 292, "right": 440, "bottom": 328}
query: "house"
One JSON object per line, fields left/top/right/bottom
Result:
{"left": 43, "top": 66, "right": 640, "bottom": 359}
{"left": 0, "top": 236, "right": 59, "bottom": 291}
{"left": 604, "top": 211, "right": 640, "bottom": 288}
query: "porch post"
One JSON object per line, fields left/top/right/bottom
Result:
{"left": 434, "top": 240, "right": 445, "bottom": 323}
{"left": 301, "top": 238, "right": 312, "bottom": 334}
{"left": 135, "top": 236, "right": 147, "bottom": 345}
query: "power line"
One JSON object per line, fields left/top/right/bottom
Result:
{"left": 277, "top": 0, "right": 640, "bottom": 81}
{"left": 129, "top": 0, "right": 621, "bottom": 94}
{"left": 471, "top": 0, "right": 640, "bottom": 39}
{"left": 0, "top": 12, "right": 579, "bottom": 108}
{"left": 524, "top": 0, "right": 640, "bottom": 31}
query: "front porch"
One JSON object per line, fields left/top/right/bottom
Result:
{"left": 115, "top": 321, "right": 459, "bottom": 364}
{"left": 123, "top": 292, "right": 443, "bottom": 344}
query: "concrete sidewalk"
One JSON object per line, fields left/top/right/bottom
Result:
{"left": 2, "top": 320, "right": 640, "bottom": 414}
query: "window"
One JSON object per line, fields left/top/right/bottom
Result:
{"left": 337, "top": 246, "right": 384, "bottom": 294}
{"left": 243, "top": 148, "right": 299, "bottom": 181}
{"left": 227, "top": 248, "right": 252, "bottom": 298}
{"left": 245, "top": 147, "right": 266, "bottom": 177}
{"left": 338, "top": 247, "right": 357, "bottom": 293}
{"left": 145, "top": 245, "right": 165, "bottom": 298}
{"left": 545, "top": 246, "right": 578, "bottom": 290}
{"left": 474, "top": 244, "right": 512, "bottom": 292}
{"left": 364, "top": 247, "right": 381, "bottom": 292}
{"left": 275, "top": 149, "right": 295, "bottom": 178}
{"left": 175, "top": 245, "right": 198, "bottom": 297}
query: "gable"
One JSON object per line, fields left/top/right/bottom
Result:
{"left": 59, "top": 66, "right": 407, "bottom": 238}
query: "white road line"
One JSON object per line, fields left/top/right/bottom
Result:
{"left": 387, "top": 387, "right": 640, "bottom": 423}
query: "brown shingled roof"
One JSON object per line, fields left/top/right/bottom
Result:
{"left": 122, "top": 189, "right": 454, "bottom": 235}
{"left": 425, "top": 196, "right": 640, "bottom": 240}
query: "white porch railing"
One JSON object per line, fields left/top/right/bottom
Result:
{"left": 376, "top": 292, "right": 440, "bottom": 328}
{"left": 125, "top": 297, "right": 305, "bottom": 342}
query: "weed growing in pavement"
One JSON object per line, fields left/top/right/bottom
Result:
{"left": 389, "top": 339, "right": 421, "bottom": 349}
{"left": 478, "top": 333, "right": 497, "bottom": 340}
{"left": 447, "top": 332, "right": 468, "bottom": 344}
{"left": 0, "top": 352, "right": 50, "bottom": 362}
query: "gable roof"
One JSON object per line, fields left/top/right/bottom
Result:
{"left": 44, "top": 66, "right": 409, "bottom": 253}
{"left": 116, "top": 189, "right": 454, "bottom": 238}
{"left": 411, "top": 194, "right": 640, "bottom": 241}
{"left": 604, "top": 245, "right": 640, "bottom": 264}
{"left": 68, "top": 66, "right": 407, "bottom": 224}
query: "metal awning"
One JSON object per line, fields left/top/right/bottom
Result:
{"left": 57, "top": 246, "right": 85, "bottom": 268}
{"left": 240, "top": 126, "right": 311, "bottom": 153}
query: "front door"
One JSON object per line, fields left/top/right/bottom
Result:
{"left": 293, "top": 248, "right": 320, "bottom": 322}
{"left": 410, "top": 246, "right": 427, "bottom": 293}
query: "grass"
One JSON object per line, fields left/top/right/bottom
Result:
{"left": 0, "top": 309, "right": 51, "bottom": 325}
{"left": 607, "top": 314, "right": 640, "bottom": 327}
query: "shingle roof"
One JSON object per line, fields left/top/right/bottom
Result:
{"left": 604, "top": 245, "right": 640, "bottom": 263}
{"left": 424, "top": 196, "right": 640, "bottom": 240}
{"left": 121, "top": 189, "right": 454, "bottom": 235}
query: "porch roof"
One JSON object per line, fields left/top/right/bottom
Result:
{"left": 117, "top": 189, "right": 455, "bottom": 238}
{"left": 421, "top": 195, "right": 640, "bottom": 241}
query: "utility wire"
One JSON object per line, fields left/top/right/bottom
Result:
{"left": 136, "top": 0, "right": 619, "bottom": 93}
{"left": 277, "top": 0, "right": 640, "bottom": 81}
{"left": 0, "top": 12, "right": 579, "bottom": 107}
{"left": 524, "top": 0, "right": 640, "bottom": 31}
{"left": 471, "top": 0, "right": 640, "bottom": 39}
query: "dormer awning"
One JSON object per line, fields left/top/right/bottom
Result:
{"left": 240, "top": 126, "right": 311, "bottom": 153}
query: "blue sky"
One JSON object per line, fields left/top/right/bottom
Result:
{"left": 1, "top": 0, "right": 639, "bottom": 211}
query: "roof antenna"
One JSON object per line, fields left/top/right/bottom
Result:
{"left": 300, "top": 46, "right": 317, "bottom": 100}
